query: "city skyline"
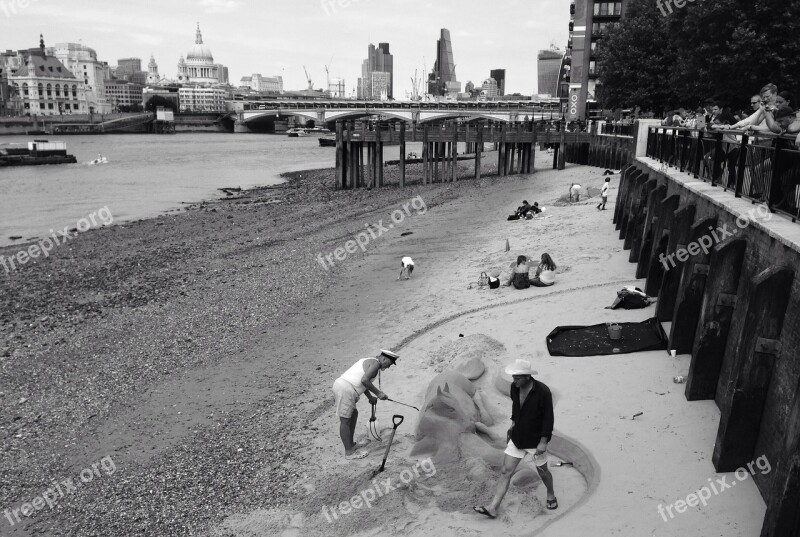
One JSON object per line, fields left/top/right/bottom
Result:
{"left": 0, "top": 0, "right": 569, "bottom": 97}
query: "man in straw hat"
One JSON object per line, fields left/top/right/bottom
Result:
{"left": 332, "top": 350, "right": 398, "bottom": 459}
{"left": 473, "top": 358, "right": 557, "bottom": 518}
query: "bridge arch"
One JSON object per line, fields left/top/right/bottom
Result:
{"left": 241, "top": 109, "right": 319, "bottom": 123}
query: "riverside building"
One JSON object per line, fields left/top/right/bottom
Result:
{"left": 49, "top": 43, "right": 111, "bottom": 113}
{"left": 9, "top": 36, "right": 87, "bottom": 116}
{"left": 566, "top": 0, "right": 626, "bottom": 120}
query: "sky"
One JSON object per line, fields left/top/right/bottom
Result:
{"left": 0, "top": 0, "right": 570, "bottom": 97}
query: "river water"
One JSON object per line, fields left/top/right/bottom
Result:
{"left": 0, "top": 133, "right": 354, "bottom": 247}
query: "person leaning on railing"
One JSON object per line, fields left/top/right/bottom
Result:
{"left": 757, "top": 91, "right": 799, "bottom": 211}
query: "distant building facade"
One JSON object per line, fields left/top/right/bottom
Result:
{"left": 427, "top": 29, "right": 460, "bottom": 97}
{"left": 9, "top": 36, "right": 87, "bottom": 115}
{"left": 567, "top": 0, "right": 627, "bottom": 119}
{"left": 328, "top": 77, "right": 346, "bottom": 98}
{"left": 105, "top": 81, "right": 143, "bottom": 109}
{"left": 489, "top": 68, "right": 505, "bottom": 96}
{"left": 357, "top": 43, "right": 393, "bottom": 99}
{"left": 537, "top": 48, "right": 564, "bottom": 97}
{"left": 240, "top": 73, "right": 283, "bottom": 92}
{"left": 49, "top": 42, "right": 111, "bottom": 113}
{"left": 178, "top": 85, "right": 227, "bottom": 112}
{"left": 116, "top": 57, "right": 141, "bottom": 80}
{"left": 480, "top": 78, "right": 499, "bottom": 99}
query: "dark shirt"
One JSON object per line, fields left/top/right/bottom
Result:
{"left": 510, "top": 271, "right": 530, "bottom": 289}
{"left": 510, "top": 379, "right": 554, "bottom": 448}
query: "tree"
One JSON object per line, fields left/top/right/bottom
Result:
{"left": 144, "top": 95, "right": 177, "bottom": 113}
{"left": 597, "top": 0, "right": 800, "bottom": 112}
{"left": 595, "top": 0, "right": 678, "bottom": 111}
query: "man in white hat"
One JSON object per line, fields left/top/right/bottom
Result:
{"left": 474, "top": 358, "right": 557, "bottom": 518}
{"left": 332, "top": 350, "right": 398, "bottom": 459}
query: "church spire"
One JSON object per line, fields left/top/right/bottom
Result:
{"left": 195, "top": 22, "right": 203, "bottom": 45}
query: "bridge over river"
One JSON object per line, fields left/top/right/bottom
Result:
{"left": 227, "top": 99, "right": 564, "bottom": 132}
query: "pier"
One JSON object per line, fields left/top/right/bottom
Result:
{"left": 333, "top": 119, "right": 634, "bottom": 189}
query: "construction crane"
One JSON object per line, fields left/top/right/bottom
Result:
{"left": 303, "top": 65, "right": 313, "bottom": 91}
{"left": 324, "top": 55, "right": 334, "bottom": 95}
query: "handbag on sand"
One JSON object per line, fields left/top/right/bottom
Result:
{"left": 478, "top": 272, "right": 489, "bottom": 287}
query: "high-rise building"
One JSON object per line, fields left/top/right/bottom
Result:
{"left": 116, "top": 58, "right": 141, "bottom": 80}
{"left": 427, "top": 29, "right": 460, "bottom": 97}
{"left": 537, "top": 48, "right": 564, "bottom": 97}
{"left": 490, "top": 69, "right": 506, "bottom": 96}
{"left": 357, "top": 43, "right": 393, "bottom": 99}
{"left": 567, "top": 0, "right": 626, "bottom": 120}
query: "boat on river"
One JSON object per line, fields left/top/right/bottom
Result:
{"left": 286, "top": 128, "right": 310, "bottom": 137}
{"left": 0, "top": 140, "right": 77, "bottom": 166}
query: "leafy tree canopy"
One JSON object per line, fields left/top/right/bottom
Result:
{"left": 596, "top": 0, "right": 800, "bottom": 113}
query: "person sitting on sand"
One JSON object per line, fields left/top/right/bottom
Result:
{"left": 398, "top": 256, "right": 414, "bottom": 280}
{"left": 506, "top": 256, "right": 531, "bottom": 289}
{"left": 473, "top": 359, "right": 557, "bottom": 519}
{"left": 332, "top": 350, "right": 397, "bottom": 459}
{"left": 530, "top": 253, "right": 556, "bottom": 287}
{"left": 515, "top": 200, "right": 533, "bottom": 218}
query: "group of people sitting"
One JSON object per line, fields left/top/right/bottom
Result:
{"left": 508, "top": 200, "right": 542, "bottom": 220}
{"left": 506, "top": 254, "right": 557, "bottom": 289}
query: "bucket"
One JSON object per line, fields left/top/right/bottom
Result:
{"left": 607, "top": 323, "right": 622, "bottom": 341}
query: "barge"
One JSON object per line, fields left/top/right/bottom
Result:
{"left": 0, "top": 140, "right": 77, "bottom": 166}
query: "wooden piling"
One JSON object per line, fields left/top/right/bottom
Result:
{"left": 399, "top": 122, "right": 406, "bottom": 188}
{"left": 685, "top": 239, "right": 747, "bottom": 401}
{"left": 713, "top": 267, "right": 794, "bottom": 472}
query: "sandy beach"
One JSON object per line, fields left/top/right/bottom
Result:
{"left": 0, "top": 151, "right": 764, "bottom": 537}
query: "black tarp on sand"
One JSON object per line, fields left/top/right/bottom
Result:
{"left": 546, "top": 317, "right": 668, "bottom": 357}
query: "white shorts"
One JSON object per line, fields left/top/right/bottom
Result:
{"left": 505, "top": 439, "right": 549, "bottom": 467}
{"left": 333, "top": 378, "right": 360, "bottom": 418}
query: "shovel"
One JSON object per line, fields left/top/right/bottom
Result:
{"left": 372, "top": 414, "right": 404, "bottom": 478}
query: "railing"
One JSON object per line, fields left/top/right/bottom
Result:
{"left": 646, "top": 127, "right": 800, "bottom": 222}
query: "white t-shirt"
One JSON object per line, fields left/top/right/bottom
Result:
{"left": 601, "top": 182, "right": 609, "bottom": 196}
{"left": 571, "top": 184, "right": 581, "bottom": 193}
{"left": 402, "top": 256, "right": 414, "bottom": 267}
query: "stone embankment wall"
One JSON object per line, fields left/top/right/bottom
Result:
{"left": 614, "top": 124, "right": 800, "bottom": 537}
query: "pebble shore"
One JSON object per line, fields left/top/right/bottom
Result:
{"left": 0, "top": 155, "right": 503, "bottom": 535}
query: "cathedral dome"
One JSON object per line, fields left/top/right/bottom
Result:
{"left": 186, "top": 24, "right": 213, "bottom": 63}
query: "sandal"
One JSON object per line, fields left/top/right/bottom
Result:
{"left": 473, "top": 506, "right": 496, "bottom": 519}
{"left": 546, "top": 498, "right": 558, "bottom": 510}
